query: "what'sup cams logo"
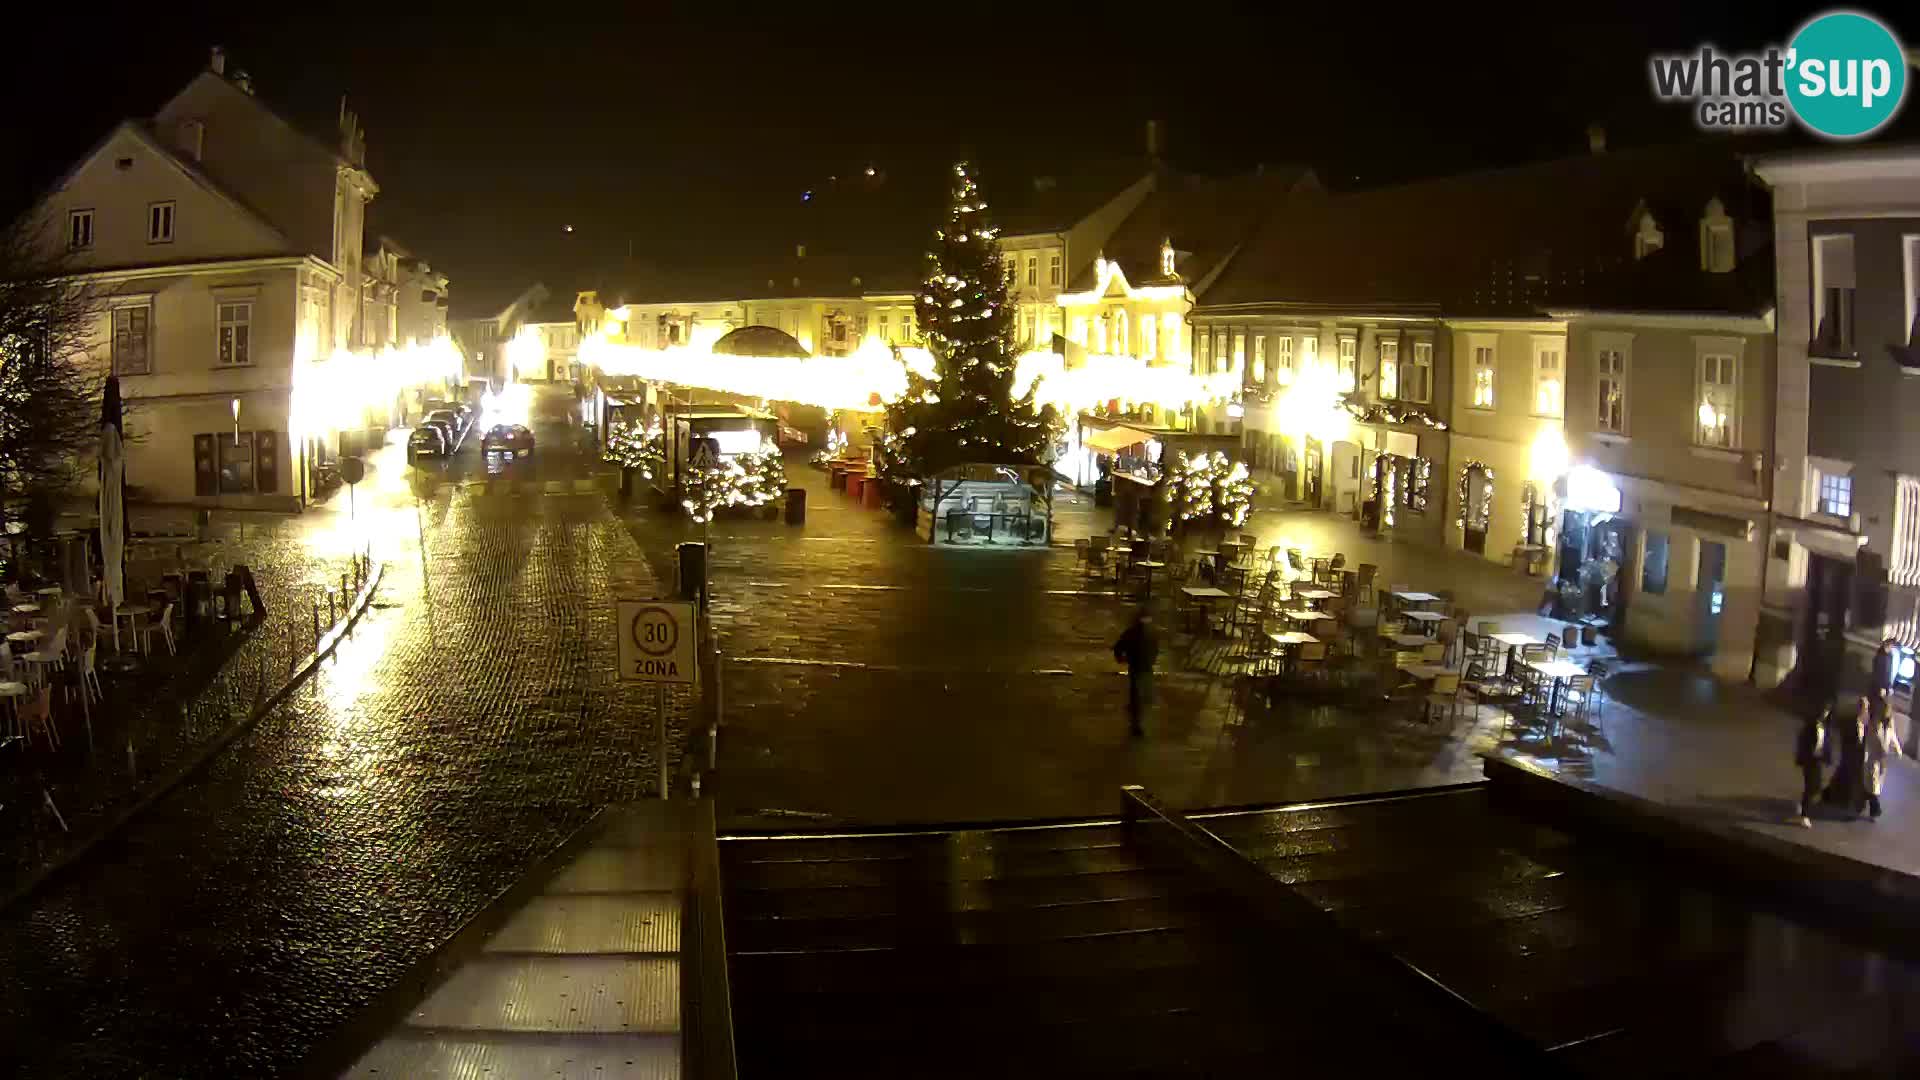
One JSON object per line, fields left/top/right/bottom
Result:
{"left": 1650, "top": 10, "right": 1909, "bottom": 139}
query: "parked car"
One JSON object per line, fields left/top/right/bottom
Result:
{"left": 407, "top": 425, "right": 448, "bottom": 463}
{"left": 482, "top": 423, "right": 535, "bottom": 459}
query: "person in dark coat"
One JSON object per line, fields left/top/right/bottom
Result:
{"left": 1113, "top": 608, "right": 1159, "bottom": 737}
{"left": 1795, "top": 704, "right": 1834, "bottom": 828}
{"left": 1823, "top": 695, "right": 1869, "bottom": 817}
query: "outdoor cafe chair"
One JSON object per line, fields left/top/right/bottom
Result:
{"left": 1293, "top": 641, "right": 1328, "bottom": 681}
{"left": 1329, "top": 553, "right": 1346, "bottom": 569}
{"left": 22, "top": 627, "right": 67, "bottom": 685}
{"left": 1566, "top": 675, "right": 1599, "bottom": 720}
{"left": 1461, "top": 659, "right": 1521, "bottom": 722}
{"left": 18, "top": 685, "right": 55, "bottom": 751}
{"left": 1074, "top": 538, "right": 1090, "bottom": 569}
{"left": 142, "top": 603, "right": 177, "bottom": 656}
{"left": 1424, "top": 672, "right": 1462, "bottom": 726}
{"left": 78, "top": 638, "right": 101, "bottom": 704}
{"left": 1436, "top": 619, "right": 1461, "bottom": 666}
{"left": 1355, "top": 565, "right": 1377, "bottom": 604}
{"left": 1287, "top": 549, "right": 1308, "bottom": 573}
{"left": 1088, "top": 535, "right": 1111, "bottom": 568}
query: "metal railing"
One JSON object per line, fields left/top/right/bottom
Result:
{"left": 681, "top": 798, "right": 737, "bottom": 1080}
{"left": 1118, "top": 785, "right": 1560, "bottom": 1077}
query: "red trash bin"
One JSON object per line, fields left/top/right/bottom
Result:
{"left": 846, "top": 471, "right": 865, "bottom": 500}
{"left": 862, "top": 474, "right": 884, "bottom": 508}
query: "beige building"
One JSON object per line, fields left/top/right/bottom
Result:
{"left": 394, "top": 245, "right": 451, "bottom": 347}
{"left": 451, "top": 282, "right": 549, "bottom": 387}
{"left": 996, "top": 165, "right": 1157, "bottom": 350}
{"left": 26, "top": 48, "right": 381, "bottom": 509}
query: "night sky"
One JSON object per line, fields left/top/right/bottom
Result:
{"left": 5, "top": 4, "right": 1914, "bottom": 311}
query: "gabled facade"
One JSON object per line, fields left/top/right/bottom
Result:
{"left": 996, "top": 166, "right": 1157, "bottom": 350}
{"left": 24, "top": 48, "right": 381, "bottom": 509}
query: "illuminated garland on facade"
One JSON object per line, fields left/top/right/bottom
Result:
{"left": 1454, "top": 460, "right": 1493, "bottom": 531}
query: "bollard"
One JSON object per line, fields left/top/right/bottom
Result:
{"left": 341, "top": 571, "right": 350, "bottom": 603}
{"left": 326, "top": 588, "right": 337, "bottom": 625}
{"left": 312, "top": 600, "right": 321, "bottom": 642}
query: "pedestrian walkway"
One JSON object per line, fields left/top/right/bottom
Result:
{"left": 1506, "top": 663, "right": 1920, "bottom": 883}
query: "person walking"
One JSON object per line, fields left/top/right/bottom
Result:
{"left": 1864, "top": 694, "right": 1903, "bottom": 821}
{"left": 1824, "top": 696, "right": 1868, "bottom": 817}
{"left": 1795, "top": 704, "right": 1833, "bottom": 828}
{"left": 1113, "top": 608, "right": 1159, "bottom": 737}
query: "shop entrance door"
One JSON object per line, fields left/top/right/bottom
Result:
{"left": 1463, "top": 465, "right": 1492, "bottom": 555}
{"left": 1802, "top": 554, "right": 1854, "bottom": 696}
{"left": 1303, "top": 439, "right": 1324, "bottom": 508}
{"left": 1695, "top": 540, "right": 1727, "bottom": 655}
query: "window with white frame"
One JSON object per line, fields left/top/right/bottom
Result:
{"left": 1531, "top": 338, "right": 1563, "bottom": 417}
{"left": 1470, "top": 340, "right": 1496, "bottom": 408}
{"left": 217, "top": 302, "right": 252, "bottom": 366}
{"left": 1276, "top": 336, "right": 1295, "bottom": 385}
{"left": 1377, "top": 338, "right": 1399, "bottom": 399}
{"left": 112, "top": 305, "right": 151, "bottom": 375}
{"left": 1895, "top": 476, "right": 1920, "bottom": 587}
{"left": 1048, "top": 253, "right": 1061, "bottom": 286}
{"left": 1023, "top": 310, "right": 1036, "bottom": 345}
{"left": 1141, "top": 314, "right": 1157, "bottom": 359}
{"left": 1337, "top": 336, "right": 1357, "bottom": 391}
{"left": 1696, "top": 352, "right": 1738, "bottom": 447}
{"left": 67, "top": 209, "right": 94, "bottom": 250}
{"left": 1818, "top": 471, "right": 1853, "bottom": 518}
{"left": 1115, "top": 309, "right": 1129, "bottom": 355}
{"left": 1198, "top": 329, "right": 1212, "bottom": 373}
{"left": 1252, "top": 336, "right": 1266, "bottom": 386}
{"left": 1301, "top": 335, "right": 1318, "bottom": 375}
{"left": 147, "top": 201, "right": 175, "bottom": 244}
{"left": 1596, "top": 344, "right": 1627, "bottom": 433}
{"left": 1230, "top": 330, "right": 1245, "bottom": 375}
{"left": 1812, "top": 232, "right": 1856, "bottom": 357}
{"left": 1025, "top": 256, "right": 1037, "bottom": 287}
{"left": 1404, "top": 340, "right": 1432, "bottom": 403}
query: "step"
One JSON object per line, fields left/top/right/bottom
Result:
{"left": 407, "top": 954, "right": 680, "bottom": 1035}
{"left": 346, "top": 1030, "right": 680, "bottom": 1079}
{"left": 485, "top": 892, "right": 681, "bottom": 955}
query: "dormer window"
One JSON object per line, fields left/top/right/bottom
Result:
{"left": 1700, "top": 198, "right": 1734, "bottom": 273}
{"left": 1633, "top": 210, "right": 1664, "bottom": 260}
{"left": 1160, "top": 238, "right": 1175, "bottom": 277}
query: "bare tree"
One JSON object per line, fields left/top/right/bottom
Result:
{"left": 0, "top": 215, "right": 104, "bottom": 556}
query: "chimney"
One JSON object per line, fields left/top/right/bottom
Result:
{"left": 1587, "top": 124, "right": 1607, "bottom": 155}
{"left": 233, "top": 70, "right": 253, "bottom": 95}
{"left": 1145, "top": 119, "right": 1162, "bottom": 160}
{"left": 177, "top": 118, "right": 205, "bottom": 162}
{"left": 209, "top": 46, "right": 226, "bottom": 76}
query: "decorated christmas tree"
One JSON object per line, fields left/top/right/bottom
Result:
{"left": 883, "top": 163, "right": 1058, "bottom": 488}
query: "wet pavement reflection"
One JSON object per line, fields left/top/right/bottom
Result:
{"left": 0, "top": 395, "right": 689, "bottom": 1076}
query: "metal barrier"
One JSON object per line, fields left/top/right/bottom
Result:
{"left": 1118, "top": 785, "right": 1559, "bottom": 1077}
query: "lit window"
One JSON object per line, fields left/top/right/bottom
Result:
{"left": 1115, "top": 309, "right": 1129, "bottom": 355}
{"left": 1532, "top": 338, "right": 1563, "bottom": 417}
{"left": 878, "top": 313, "right": 890, "bottom": 342}
{"left": 217, "top": 302, "right": 252, "bottom": 366}
{"left": 1048, "top": 254, "right": 1061, "bottom": 286}
{"left": 112, "top": 305, "right": 151, "bottom": 376}
{"left": 1404, "top": 340, "right": 1432, "bottom": 403}
{"left": 1252, "top": 336, "right": 1266, "bottom": 385}
{"left": 1230, "top": 330, "right": 1245, "bottom": 375}
{"left": 1597, "top": 346, "right": 1627, "bottom": 432}
{"left": 1197, "top": 329, "right": 1211, "bottom": 372}
{"left": 147, "top": 200, "right": 175, "bottom": 244}
{"left": 1275, "top": 336, "right": 1295, "bottom": 385}
{"left": 1300, "top": 335, "right": 1318, "bottom": 373}
{"left": 1378, "top": 338, "right": 1399, "bottom": 399}
{"left": 1337, "top": 336, "right": 1357, "bottom": 392}
{"left": 67, "top": 209, "right": 94, "bottom": 250}
{"left": 1026, "top": 256, "right": 1037, "bottom": 287}
{"left": 1696, "top": 352, "right": 1738, "bottom": 447}
{"left": 1819, "top": 472, "right": 1853, "bottom": 518}
{"left": 1471, "top": 342, "right": 1496, "bottom": 408}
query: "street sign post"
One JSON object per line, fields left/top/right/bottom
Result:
{"left": 617, "top": 600, "right": 697, "bottom": 800}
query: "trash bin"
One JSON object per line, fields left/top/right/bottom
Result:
{"left": 829, "top": 465, "right": 848, "bottom": 491}
{"left": 185, "top": 569, "right": 212, "bottom": 634}
{"left": 847, "top": 472, "right": 865, "bottom": 501}
{"left": 785, "top": 487, "right": 806, "bottom": 525}
{"left": 677, "top": 542, "right": 708, "bottom": 609}
{"left": 862, "top": 477, "right": 884, "bottom": 509}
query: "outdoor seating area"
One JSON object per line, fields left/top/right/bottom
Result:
{"left": 1077, "top": 526, "right": 1617, "bottom": 738}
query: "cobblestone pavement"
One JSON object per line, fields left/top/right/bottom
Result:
{"left": 0, "top": 391, "right": 688, "bottom": 1077}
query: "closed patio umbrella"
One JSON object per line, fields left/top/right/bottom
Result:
{"left": 99, "top": 376, "right": 125, "bottom": 611}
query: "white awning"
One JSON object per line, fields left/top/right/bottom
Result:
{"left": 1083, "top": 426, "right": 1152, "bottom": 453}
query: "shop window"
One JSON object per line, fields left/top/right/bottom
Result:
{"left": 1403, "top": 456, "right": 1431, "bottom": 513}
{"left": 1642, "top": 532, "right": 1670, "bottom": 595}
{"left": 217, "top": 432, "right": 255, "bottom": 494}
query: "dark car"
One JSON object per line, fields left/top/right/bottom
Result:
{"left": 424, "top": 408, "right": 463, "bottom": 437}
{"left": 407, "top": 425, "right": 448, "bottom": 463}
{"left": 482, "top": 423, "right": 535, "bottom": 459}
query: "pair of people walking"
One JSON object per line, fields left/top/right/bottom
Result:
{"left": 1796, "top": 692, "right": 1902, "bottom": 827}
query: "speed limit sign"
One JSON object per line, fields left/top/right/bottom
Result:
{"left": 616, "top": 600, "right": 696, "bottom": 683}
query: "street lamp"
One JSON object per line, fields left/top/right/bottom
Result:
{"left": 231, "top": 398, "right": 241, "bottom": 444}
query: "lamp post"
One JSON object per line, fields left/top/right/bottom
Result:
{"left": 231, "top": 398, "right": 241, "bottom": 444}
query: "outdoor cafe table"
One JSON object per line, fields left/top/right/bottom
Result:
{"left": 33, "top": 587, "right": 62, "bottom": 599}
{"left": 1404, "top": 610, "right": 1446, "bottom": 635}
{"left": 1383, "top": 632, "right": 1430, "bottom": 652}
{"left": 10, "top": 604, "right": 39, "bottom": 617}
{"left": 1293, "top": 588, "right": 1337, "bottom": 603}
{"left": 1131, "top": 560, "right": 1166, "bottom": 598}
{"left": 1264, "top": 630, "right": 1318, "bottom": 673}
{"left": 1280, "top": 608, "right": 1327, "bottom": 625}
{"left": 1524, "top": 658, "right": 1588, "bottom": 718}
{"left": 1404, "top": 663, "right": 1452, "bottom": 683}
{"left": 1388, "top": 590, "right": 1442, "bottom": 611}
{"left": 114, "top": 604, "right": 154, "bottom": 654}
{"left": 1489, "top": 632, "right": 1542, "bottom": 674}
